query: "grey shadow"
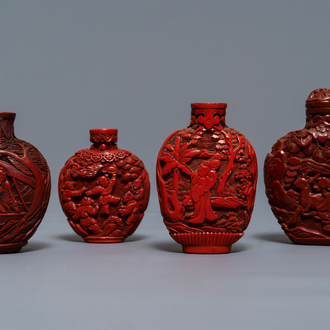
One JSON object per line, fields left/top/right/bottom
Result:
{"left": 231, "top": 243, "right": 251, "bottom": 253}
{"left": 254, "top": 233, "right": 293, "bottom": 244}
{"left": 151, "top": 241, "right": 250, "bottom": 254}
{"left": 56, "top": 234, "right": 85, "bottom": 243}
{"left": 151, "top": 241, "right": 182, "bottom": 253}
{"left": 125, "top": 234, "right": 149, "bottom": 242}
{"left": 21, "top": 241, "right": 52, "bottom": 253}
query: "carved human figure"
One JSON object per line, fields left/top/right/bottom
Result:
{"left": 61, "top": 181, "right": 87, "bottom": 216}
{"left": 72, "top": 196, "right": 100, "bottom": 234}
{"left": 183, "top": 158, "right": 221, "bottom": 224}
{"left": 119, "top": 190, "right": 140, "bottom": 226}
{"left": 0, "top": 168, "right": 19, "bottom": 213}
{"left": 117, "top": 177, "right": 146, "bottom": 233}
{"left": 126, "top": 177, "right": 145, "bottom": 207}
{"left": 86, "top": 168, "right": 120, "bottom": 214}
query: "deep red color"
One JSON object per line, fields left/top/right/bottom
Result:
{"left": 58, "top": 129, "right": 150, "bottom": 243}
{"left": 0, "top": 113, "right": 51, "bottom": 253}
{"left": 157, "top": 103, "right": 258, "bottom": 253}
{"left": 265, "top": 88, "right": 330, "bottom": 244}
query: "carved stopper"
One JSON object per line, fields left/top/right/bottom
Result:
{"left": 90, "top": 128, "right": 118, "bottom": 151}
{"left": 0, "top": 112, "right": 16, "bottom": 139}
{"left": 306, "top": 88, "right": 330, "bottom": 115}
{"left": 190, "top": 103, "right": 227, "bottom": 129}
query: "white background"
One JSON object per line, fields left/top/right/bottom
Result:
{"left": 1, "top": 1, "right": 330, "bottom": 329}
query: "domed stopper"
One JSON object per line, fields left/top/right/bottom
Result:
{"left": 90, "top": 128, "right": 118, "bottom": 151}
{"left": 306, "top": 88, "right": 330, "bottom": 115}
{"left": 190, "top": 103, "right": 227, "bottom": 129}
{"left": 0, "top": 112, "right": 16, "bottom": 139}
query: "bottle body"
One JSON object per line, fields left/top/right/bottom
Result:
{"left": 58, "top": 129, "right": 150, "bottom": 243}
{"left": 157, "top": 104, "right": 257, "bottom": 253}
{"left": 264, "top": 88, "right": 330, "bottom": 244}
{"left": 0, "top": 113, "right": 51, "bottom": 253}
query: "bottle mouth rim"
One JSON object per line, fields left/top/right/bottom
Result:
{"left": 89, "top": 128, "right": 118, "bottom": 135}
{"left": 306, "top": 100, "right": 330, "bottom": 108}
{"left": 0, "top": 112, "right": 16, "bottom": 120}
{"left": 191, "top": 103, "right": 227, "bottom": 109}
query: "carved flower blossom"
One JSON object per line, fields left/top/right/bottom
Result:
{"left": 80, "top": 150, "right": 90, "bottom": 160}
{"left": 117, "top": 151, "right": 126, "bottom": 159}
{"left": 309, "top": 124, "right": 330, "bottom": 143}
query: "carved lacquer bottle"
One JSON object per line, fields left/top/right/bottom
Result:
{"left": 265, "top": 88, "right": 330, "bottom": 244}
{"left": 0, "top": 113, "right": 51, "bottom": 253}
{"left": 58, "top": 129, "right": 150, "bottom": 243}
{"left": 157, "top": 103, "right": 258, "bottom": 253}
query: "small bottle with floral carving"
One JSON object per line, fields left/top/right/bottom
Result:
{"left": 59, "top": 129, "right": 150, "bottom": 243}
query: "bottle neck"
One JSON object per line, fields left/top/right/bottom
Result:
{"left": 89, "top": 129, "right": 118, "bottom": 151}
{"left": 0, "top": 113, "right": 16, "bottom": 139}
{"left": 305, "top": 89, "right": 330, "bottom": 130}
{"left": 189, "top": 104, "right": 227, "bottom": 130}
{"left": 305, "top": 108, "right": 330, "bottom": 129}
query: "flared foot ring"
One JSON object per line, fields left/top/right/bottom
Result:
{"left": 170, "top": 232, "right": 243, "bottom": 254}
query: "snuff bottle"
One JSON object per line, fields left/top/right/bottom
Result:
{"left": 59, "top": 129, "right": 150, "bottom": 243}
{"left": 157, "top": 103, "right": 257, "bottom": 253}
{"left": 265, "top": 88, "right": 330, "bottom": 244}
{"left": 0, "top": 112, "right": 51, "bottom": 253}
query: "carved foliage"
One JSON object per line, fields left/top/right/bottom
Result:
{"left": 0, "top": 136, "right": 51, "bottom": 248}
{"left": 157, "top": 111, "right": 257, "bottom": 235}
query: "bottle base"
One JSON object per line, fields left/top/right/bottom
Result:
{"left": 170, "top": 232, "right": 243, "bottom": 254}
{"left": 289, "top": 237, "right": 330, "bottom": 245}
{"left": 182, "top": 245, "right": 231, "bottom": 254}
{"left": 83, "top": 236, "right": 126, "bottom": 243}
{"left": 0, "top": 242, "right": 28, "bottom": 253}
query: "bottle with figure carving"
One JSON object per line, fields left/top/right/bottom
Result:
{"left": 156, "top": 103, "right": 258, "bottom": 253}
{"left": 58, "top": 129, "right": 150, "bottom": 243}
{"left": 0, "top": 112, "right": 51, "bottom": 253}
{"left": 265, "top": 88, "right": 330, "bottom": 244}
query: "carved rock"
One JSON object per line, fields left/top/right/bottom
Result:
{"left": 264, "top": 88, "right": 330, "bottom": 244}
{"left": 0, "top": 113, "right": 51, "bottom": 253}
{"left": 157, "top": 103, "right": 258, "bottom": 253}
{"left": 58, "top": 129, "right": 150, "bottom": 243}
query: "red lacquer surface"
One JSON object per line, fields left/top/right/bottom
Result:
{"left": 157, "top": 103, "right": 258, "bottom": 253}
{"left": 58, "top": 129, "right": 150, "bottom": 243}
{"left": 0, "top": 113, "right": 51, "bottom": 253}
{"left": 265, "top": 88, "right": 330, "bottom": 244}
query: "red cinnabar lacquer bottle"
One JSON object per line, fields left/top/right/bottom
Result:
{"left": 157, "top": 103, "right": 257, "bottom": 253}
{"left": 59, "top": 129, "right": 150, "bottom": 243}
{"left": 0, "top": 113, "right": 51, "bottom": 253}
{"left": 265, "top": 88, "right": 330, "bottom": 245}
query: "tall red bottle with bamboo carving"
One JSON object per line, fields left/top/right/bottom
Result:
{"left": 0, "top": 113, "right": 51, "bottom": 253}
{"left": 157, "top": 103, "right": 258, "bottom": 253}
{"left": 58, "top": 129, "right": 150, "bottom": 243}
{"left": 265, "top": 88, "right": 330, "bottom": 244}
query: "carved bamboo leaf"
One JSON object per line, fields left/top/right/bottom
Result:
{"left": 162, "top": 160, "right": 178, "bottom": 176}
{"left": 166, "top": 144, "right": 175, "bottom": 151}
{"left": 177, "top": 164, "right": 192, "bottom": 176}
{"left": 7, "top": 155, "right": 33, "bottom": 176}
